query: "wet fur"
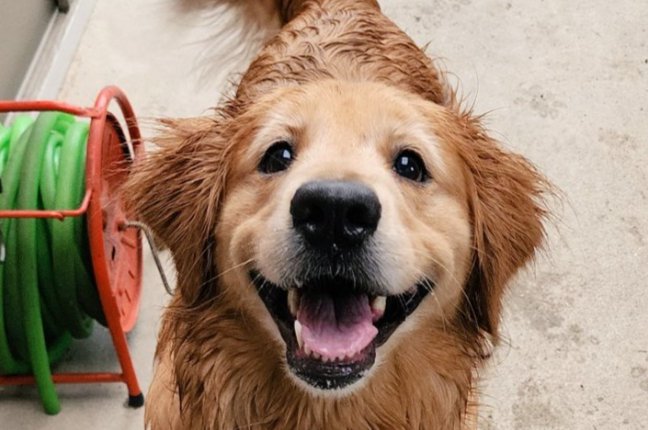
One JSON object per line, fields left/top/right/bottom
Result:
{"left": 125, "top": 1, "right": 549, "bottom": 428}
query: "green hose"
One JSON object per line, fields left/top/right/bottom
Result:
{"left": 0, "top": 112, "right": 105, "bottom": 414}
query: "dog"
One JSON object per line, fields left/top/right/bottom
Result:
{"left": 125, "top": 1, "right": 549, "bottom": 428}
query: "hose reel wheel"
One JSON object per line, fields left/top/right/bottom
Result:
{"left": 88, "top": 114, "right": 142, "bottom": 333}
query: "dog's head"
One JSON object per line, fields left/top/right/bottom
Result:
{"left": 127, "top": 80, "right": 546, "bottom": 394}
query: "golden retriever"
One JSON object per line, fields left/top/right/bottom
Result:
{"left": 125, "top": 0, "right": 549, "bottom": 428}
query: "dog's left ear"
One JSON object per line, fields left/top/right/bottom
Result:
{"left": 452, "top": 114, "right": 549, "bottom": 339}
{"left": 123, "top": 117, "right": 231, "bottom": 306}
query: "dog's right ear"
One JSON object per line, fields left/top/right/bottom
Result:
{"left": 453, "top": 114, "right": 549, "bottom": 341}
{"left": 123, "top": 117, "right": 230, "bottom": 305}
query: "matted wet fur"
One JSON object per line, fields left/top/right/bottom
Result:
{"left": 124, "top": 1, "right": 549, "bottom": 428}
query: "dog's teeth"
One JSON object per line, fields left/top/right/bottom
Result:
{"left": 288, "top": 290, "right": 299, "bottom": 316}
{"left": 371, "top": 296, "right": 386, "bottom": 314}
{"left": 321, "top": 355, "right": 328, "bottom": 363}
{"left": 304, "top": 345, "right": 311, "bottom": 356}
{"left": 294, "top": 320, "right": 303, "bottom": 349}
{"left": 313, "top": 352, "right": 321, "bottom": 360}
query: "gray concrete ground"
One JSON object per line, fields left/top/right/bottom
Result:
{"left": 1, "top": 0, "right": 647, "bottom": 428}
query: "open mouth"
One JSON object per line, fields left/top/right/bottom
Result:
{"left": 250, "top": 271, "right": 432, "bottom": 390}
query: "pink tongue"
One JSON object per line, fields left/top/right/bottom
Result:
{"left": 297, "top": 291, "right": 378, "bottom": 359}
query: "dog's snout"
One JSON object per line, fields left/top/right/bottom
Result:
{"left": 290, "top": 180, "right": 381, "bottom": 248}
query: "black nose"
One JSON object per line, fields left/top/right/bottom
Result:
{"left": 290, "top": 180, "right": 381, "bottom": 249}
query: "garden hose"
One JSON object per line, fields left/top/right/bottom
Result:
{"left": 0, "top": 112, "right": 106, "bottom": 414}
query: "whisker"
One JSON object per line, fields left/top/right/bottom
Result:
{"left": 216, "top": 257, "right": 255, "bottom": 279}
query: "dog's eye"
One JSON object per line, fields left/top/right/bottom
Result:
{"left": 259, "top": 141, "right": 294, "bottom": 174}
{"left": 393, "top": 150, "right": 428, "bottom": 182}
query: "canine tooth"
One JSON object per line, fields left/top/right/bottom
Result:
{"left": 294, "top": 320, "right": 303, "bottom": 349}
{"left": 372, "top": 296, "right": 386, "bottom": 314}
{"left": 288, "top": 290, "right": 299, "bottom": 316}
{"left": 304, "top": 345, "right": 311, "bottom": 356}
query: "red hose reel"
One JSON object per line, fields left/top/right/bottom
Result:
{"left": 0, "top": 86, "right": 146, "bottom": 412}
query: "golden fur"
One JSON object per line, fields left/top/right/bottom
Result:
{"left": 124, "top": 1, "right": 549, "bottom": 428}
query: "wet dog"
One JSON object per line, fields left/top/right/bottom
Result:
{"left": 126, "top": 1, "right": 549, "bottom": 428}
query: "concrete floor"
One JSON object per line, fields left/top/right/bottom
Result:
{"left": 1, "top": 0, "right": 647, "bottom": 428}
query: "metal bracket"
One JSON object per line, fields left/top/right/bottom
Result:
{"left": 123, "top": 221, "right": 173, "bottom": 295}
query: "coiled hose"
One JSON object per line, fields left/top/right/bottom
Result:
{"left": 0, "top": 112, "right": 106, "bottom": 414}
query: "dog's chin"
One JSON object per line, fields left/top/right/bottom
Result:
{"left": 250, "top": 270, "right": 433, "bottom": 392}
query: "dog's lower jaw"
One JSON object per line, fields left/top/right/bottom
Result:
{"left": 283, "top": 358, "right": 374, "bottom": 399}
{"left": 147, "top": 297, "right": 477, "bottom": 430}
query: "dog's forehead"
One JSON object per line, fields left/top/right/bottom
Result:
{"left": 253, "top": 83, "right": 438, "bottom": 148}
{"left": 262, "top": 81, "right": 425, "bottom": 134}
